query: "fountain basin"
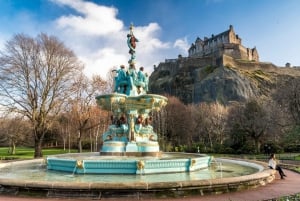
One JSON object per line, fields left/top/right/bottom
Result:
{"left": 0, "top": 157, "right": 275, "bottom": 199}
{"left": 46, "top": 152, "right": 212, "bottom": 174}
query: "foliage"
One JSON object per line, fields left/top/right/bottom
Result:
{"left": 185, "top": 143, "right": 207, "bottom": 153}
{"left": 274, "top": 77, "right": 300, "bottom": 126}
{"left": 212, "top": 144, "right": 234, "bottom": 154}
{"left": 233, "top": 142, "right": 256, "bottom": 155}
{"left": 283, "top": 126, "right": 300, "bottom": 152}
{"left": 227, "top": 99, "right": 272, "bottom": 154}
{"left": 262, "top": 142, "right": 284, "bottom": 154}
{"left": 276, "top": 193, "right": 300, "bottom": 201}
{"left": 204, "top": 65, "right": 215, "bottom": 74}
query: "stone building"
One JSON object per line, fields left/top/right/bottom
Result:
{"left": 188, "top": 25, "right": 259, "bottom": 62}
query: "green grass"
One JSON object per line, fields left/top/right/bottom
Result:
{"left": 0, "top": 147, "right": 78, "bottom": 160}
{"left": 294, "top": 167, "right": 300, "bottom": 173}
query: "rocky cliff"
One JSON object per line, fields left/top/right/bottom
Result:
{"left": 149, "top": 56, "right": 300, "bottom": 104}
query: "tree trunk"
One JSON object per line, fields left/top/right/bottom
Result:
{"left": 34, "top": 138, "right": 43, "bottom": 158}
{"left": 63, "top": 137, "right": 66, "bottom": 151}
{"left": 89, "top": 130, "right": 93, "bottom": 152}
{"left": 94, "top": 125, "right": 100, "bottom": 152}
{"left": 12, "top": 141, "right": 16, "bottom": 155}
{"left": 78, "top": 131, "right": 82, "bottom": 153}
{"left": 254, "top": 138, "right": 261, "bottom": 154}
{"left": 8, "top": 138, "right": 16, "bottom": 155}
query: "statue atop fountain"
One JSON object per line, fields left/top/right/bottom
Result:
{"left": 112, "top": 24, "right": 148, "bottom": 96}
{"left": 96, "top": 24, "right": 167, "bottom": 157}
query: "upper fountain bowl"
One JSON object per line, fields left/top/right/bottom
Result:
{"left": 95, "top": 93, "right": 168, "bottom": 112}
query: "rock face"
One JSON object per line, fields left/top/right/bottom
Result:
{"left": 149, "top": 55, "right": 300, "bottom": 104}
{"left": 192, "top": 66, "right": 257, "bottom": 103}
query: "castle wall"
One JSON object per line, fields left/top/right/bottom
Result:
{"left": 183, "top": 56, "right": 215, "bottom": 67}
{"left": 160, "top": 57, "right": 215, "bottom": 70}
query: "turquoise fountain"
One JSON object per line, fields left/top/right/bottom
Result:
{"left": 46, "top": 24, "right": 211, "bottom": 175}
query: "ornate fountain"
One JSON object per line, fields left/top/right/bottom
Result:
{"left": 46, "top": 24, "right": 211, "bottom": 175}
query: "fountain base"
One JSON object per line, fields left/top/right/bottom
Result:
{"left": 46, "top": 152, "right": 211, "bottom": 174}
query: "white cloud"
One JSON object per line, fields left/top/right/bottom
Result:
{"left": 79, "top": 48, "right": 128, "bottom": 77}
{"left": 51, "top": 0, "right": 176, "bottom": 79}
{"left": 0, "top": 36, "right": 6, "bottom": 50}
{"left": 174, "top": 37, "right": 189, "bottom": 56}
{"left": 134, "top": 23, "right": 171, "bottom": 53}
{"left": 52, "top": 0, "right": 123, "bottom": 36}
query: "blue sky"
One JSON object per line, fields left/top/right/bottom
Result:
{"left": 0, "top": 0, "right": 299, "bottom": 78}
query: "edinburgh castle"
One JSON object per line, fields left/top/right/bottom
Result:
{"left": 149, "top": 25, "right": 300, "bottom": 104}
{"left": 153, "top": 25, "right": 259, "bottom": 73}
{"left": 188, "top": 25, "right": 259, "bottom": 63}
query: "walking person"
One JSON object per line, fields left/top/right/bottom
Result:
{"left": 268, "top": 153, "right": 287, "bottom": 179}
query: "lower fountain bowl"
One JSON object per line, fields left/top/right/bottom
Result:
{"left": 46, "top": 152, "right": 212, "bottom": 174}
{"left": 0, "top": 155, "right": 275, "bottom": 199}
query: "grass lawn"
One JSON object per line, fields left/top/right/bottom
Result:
{"left": 0, "top": 147, "right": 78, "bottom": 160}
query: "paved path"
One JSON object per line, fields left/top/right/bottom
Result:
{"left": 0, "top": 169, "right": 299, "bottom": 201}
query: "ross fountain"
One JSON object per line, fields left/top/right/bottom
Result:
{"left": 46, "top": 23, "right": 211, "bottom": 175}
{"left": 0, "top": 24, "right": 277, "bottom": 199}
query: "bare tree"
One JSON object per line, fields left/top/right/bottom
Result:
{"left": 152, "top": 107, "right": 169, "bottom": 151}
{"left": 192, "top": 102, "right": 228, "bottom": 151}
{"left": 0, "top": 33, "right": 83, "bottom": 158}
{"left": 164, "top": 96, "right": 191, "bottom": 150}
{"left": 55, "top": 114, "right": 71, "bottom": 151}
{"left": 68, "top": 73, "right": 107, "bottom": 152}
{"left": 0, "top": 116, "right": 32, "bottom": 154}
{"left": 86, "top": 106, "right": 109, "bottom": 152}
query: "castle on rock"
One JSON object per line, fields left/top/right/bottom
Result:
{"left": 188, "top": 25, "right": 259, "bottom": 62}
